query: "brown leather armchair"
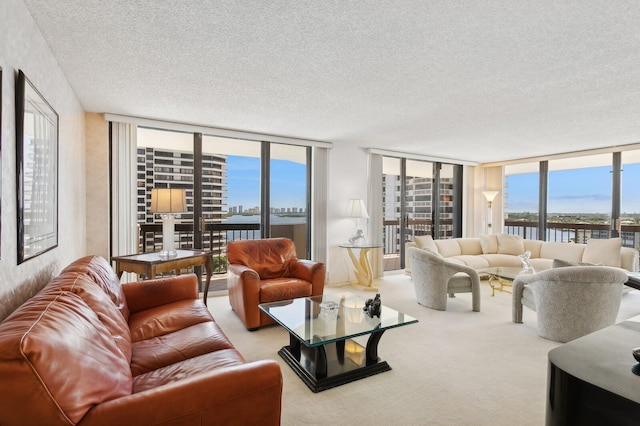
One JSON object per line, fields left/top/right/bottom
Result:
{"left": 227, "top": 238, "right": 326, "bottom": 330}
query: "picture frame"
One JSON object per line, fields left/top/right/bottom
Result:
{"left": 16, "top": 70, "right": 59, "bottom": 263}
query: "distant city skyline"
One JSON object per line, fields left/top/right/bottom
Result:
{"left": 225, "top": 155, "right": 306, "bottom": 210}
{"left": 506, "top": 163, "right": 640, "bottom": 214}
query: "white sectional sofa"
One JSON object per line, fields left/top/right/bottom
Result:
{"left": 405, "top": 234, "right": 638, "bottom": 275}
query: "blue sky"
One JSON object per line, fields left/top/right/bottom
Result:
{"left": 506, "top": 163, "right": 640, "bottom": 214}
{"left": 225, "top": 155, "right": 306, "bottom": 210}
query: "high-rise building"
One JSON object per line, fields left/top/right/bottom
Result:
{"left": 136, "top": 147, "right": 227, "bottom": 252}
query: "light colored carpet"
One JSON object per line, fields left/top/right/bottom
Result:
{"left": 206, "top": 273, "right": 640, "bottom": 426}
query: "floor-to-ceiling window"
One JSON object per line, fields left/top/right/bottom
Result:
{"left": 505, "top": 150, "right": 640, "bottom": 248}
{"left": 621, "top": 150, "right": 640, "bottom": 248}
{"left": 504, "top": 162, "right": 540, "bottom": 239}
{"left": 382, "top": 156, "right": 462, "bottom": 271}
{"left": 133, "top": 126, "right": 313, "bottom": 288}
{"left": 269, "top": 143, "right": 310, "bottom": 258}
{"left": 547, "top": 154, "right": 613, "bottom": 243}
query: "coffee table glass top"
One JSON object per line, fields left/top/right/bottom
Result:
{"left": 260, "top": 294, "right": 418, "bottom": 348}
{"left": 479, "top": 266, "right": 527, "bottom": 280}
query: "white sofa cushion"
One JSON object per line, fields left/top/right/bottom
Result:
{"left": 479, "top": 254, "right": 523, "bottom": 268}
{"left": 457, "top": 238, "right": 483, "bottom": 255}
{"left": 449, "top": 255, "right": 490, "bottom": 269}
{"left": 540, "top": 242, "right": 585, "bottom": 262}
{"left": 523, "top": 239, "right": 543, "bottom": 258}
{"left": 497, "top": 233, "right": 525, "bottom": 255}
{"left": 435, "top": 239, "right": 461, "bottom": 257}
{"left": 414, "top": 235, "right": 438, "bottom": 252}
{"left": 479, "top": 234, "right": 498, "bottom": 254}
{"left": 582, "top": 238, "right": 622, "bottom": 267}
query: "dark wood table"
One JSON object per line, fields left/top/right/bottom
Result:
{"left": 625, "top": 272, "right": 640, "bottom": 291}
{"left": 112, "top": 249, "right": 214, "bottom": 305}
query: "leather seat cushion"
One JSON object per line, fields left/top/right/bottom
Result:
{"left": 131, "top": 321, "right": 235, "bottom": 376}
{"left": 129, "top": 299, "right": 214, "bottom": 342}
{"left": 260, "top": 278, "right": 312, "bottom": 303}
{"left": 132, "top": 348, "right": 245, "bottom": 393}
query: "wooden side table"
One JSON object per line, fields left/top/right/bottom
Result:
{"left": 112, "top": 249, "right": 214, "bottom": 306}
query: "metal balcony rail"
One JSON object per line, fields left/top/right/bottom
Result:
{"left": 138, "top": 222, "right": 261, "bottom": 274}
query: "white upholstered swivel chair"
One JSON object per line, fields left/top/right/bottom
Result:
{"left": 512, "top": 265, "right": 628, "bottom": 343}
{"left": 407, "top": 247, "right": 481, "bottom": 312}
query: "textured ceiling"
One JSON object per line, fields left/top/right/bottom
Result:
{"left": 22, "top": 0, "right": 640, "bottom": 163}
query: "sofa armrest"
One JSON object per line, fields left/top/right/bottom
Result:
{"left": 78, "top": 360, "right": 282, "bottom": 426}
{"left": 122, "top": 274, "right": 198, "bottom": 313}
{"left": 290, "top": 260, "right": 326, "bottom": 295}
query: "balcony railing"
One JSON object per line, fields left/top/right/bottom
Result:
{"left": 504, "top": 220, "right": 640, "bottom": 249}
{"left": 138, "top": 222, "right": 261, "bottom": 274}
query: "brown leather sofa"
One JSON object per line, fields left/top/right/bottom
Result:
{"left": 0, "top": 255, "right": 282, "bottom": 426}
{"left": 227, "top": 238, "right": 326, "bottom": 330}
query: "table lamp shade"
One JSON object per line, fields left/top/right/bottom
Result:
{"left": 150, "top": 188, "right": 186, "bottom": 259}
{"left": 150, "top": 188, "right": 187, "bottom": 213}
{"left": 345, "top": 199, "right": 369, "bottom": 219}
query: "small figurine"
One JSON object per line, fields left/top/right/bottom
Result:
{"left": 349, "top": 229, "right": 365, "bottom": 246}
{"left": 363, "top": 293, "right": 382, "bottom": 318}
{"left": 519, "top": 250, "right": 535, "bottom": 274}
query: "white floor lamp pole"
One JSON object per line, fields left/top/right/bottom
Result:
{"left": 482, "top": 190, "right": 499, "bottom": 235}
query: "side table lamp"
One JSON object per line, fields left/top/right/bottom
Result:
{"left": 150, "top": 188, "right": 187, "bottom": 259}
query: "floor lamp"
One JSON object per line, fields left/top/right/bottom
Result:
{"left": 482, "top": 190, "right": 499, "bottom": 235}
{"left": 150, "top": 188, "right": 187, "bottom": 259}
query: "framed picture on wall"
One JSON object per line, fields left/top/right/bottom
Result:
{"left": 16, "top": 70, "right": 59, "bottom": 263}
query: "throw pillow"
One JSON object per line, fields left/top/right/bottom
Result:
{"left": 479, "top": 234, "right": 498, "bottom": 254}
{"left": 497, "top": 233, "right": 525, "bottom": 255}
{"left": 582, "top": 238, "right": 622, "bottom": 267}
{"left": 552, "top": 258, "right": 602, "bottom": 268}
{"left": 414, "top": 235, "right": 438, "bottom": 253}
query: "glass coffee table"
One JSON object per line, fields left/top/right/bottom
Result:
{"left": 480, "top": 267, "right": 529, "bottom": 296}
{"left": 259, "top": 294, "right": 418, "bottom": 392}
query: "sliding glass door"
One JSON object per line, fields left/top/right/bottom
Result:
{"left": 382, "top": 156, "right": 462, "bottom": 271}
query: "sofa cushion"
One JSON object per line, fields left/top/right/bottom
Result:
{"left": 434, "top": 239, "right": 461, "bottom": 257}
{"left": 479, "top": 234, "right": 498, "bottom": 254}
{"left": 0, "top": 291, "right": 132, "bottom": 425}
{"left": 457, "top": 238, "right": 483, "bottom": 255}
{"left": 131, "top": 321, "right": 235, "bottom": 376}
{"left": 540, "top": 242, "right": 585, "bottom": 262}
{"left": 128, "top": 299, "right": 214, "bottom": 342}
{"left": 61, "top": 254, "right": 130, "bottom": 320}
{"left": 132, "top": 349, "right": 245, "bottom": 394}
{"left": 450, "top": 255, "right": 490, "bottom": 269}
{"left": 523, "top": 239, "right": 544, "bottom": 258}
{"left": 582, "top": 238, "right": 622, "bottom": 267}
{"left": 479, "top": 254, "right": 523, "bottom": 268}
{"left": 414, "top": 235, "right": 438, "bottom": 252}
{"left": 44, "top": 273, "right": 132, "bottom": 363}
{"left": 260, "top": 278, "right": 312, "bottom": 303}
{"left": 497, "top": 233, "right": 525, "bottom": 255}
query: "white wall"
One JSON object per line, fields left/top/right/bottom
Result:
{"left": 326, "top": 144, "right": 370, "bottom": 285}
{"left": 0, "top": 0, "right": 87, "bottom": 320}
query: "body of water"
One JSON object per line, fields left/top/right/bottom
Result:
{"left": 224, "top": 214, "right": 306, "bottom": 241}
